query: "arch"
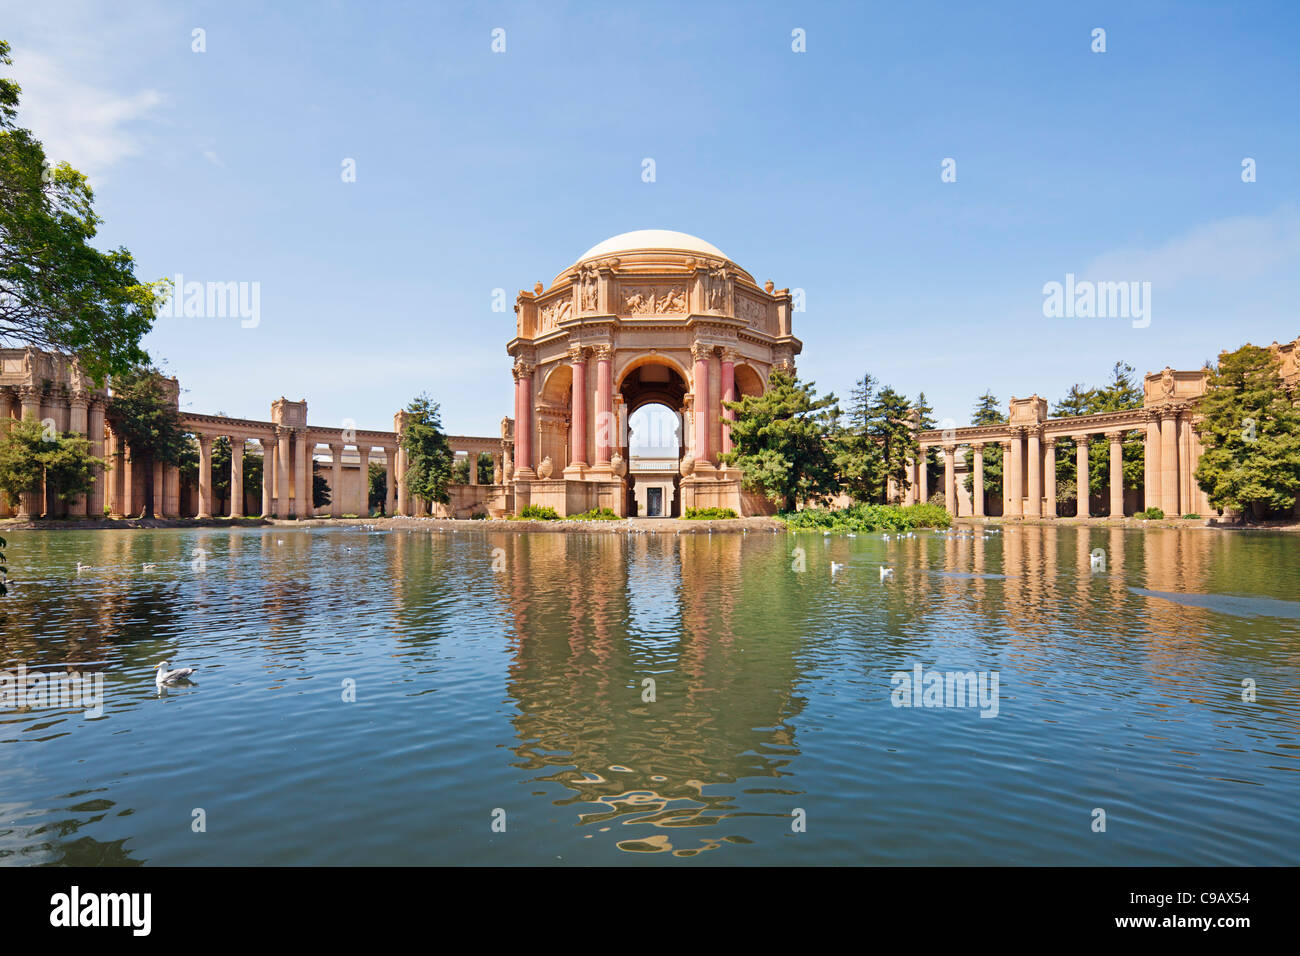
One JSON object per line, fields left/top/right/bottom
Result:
{"left": 614, "top": 353, "right": 692, "bottom": 391}
{"left": 539, "top": 363, "right": 573, "bottom": 406}
{"left": 734, "top": 363, "right": 765, "bottom": 398}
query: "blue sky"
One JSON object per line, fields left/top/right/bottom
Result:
{"left": 3, "top": 0, "right": 1298, "bottom": 436}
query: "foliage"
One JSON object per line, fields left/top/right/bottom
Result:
{"left": 452, "top": 452, "right": 494, "bottom": 485}
{"left": 722, "top": 369, "right": 840, "bottom": 512}
{"left": 1182, "top": 513, "right": 1201, "bottom": 520}
{"left": 368, "top": 461, "right": 387, "bottom": 515}
{"left": 571, "top": 506, "right": 620, "bottom": 520}
{"left": 0, "top": 415, "right": 103, "bottom": 511}
{"left": 1137, "top": 507, "right": 1165, "bottom": 520}
{"left": 1193, "top": 344, "right": 1300, "bottom": 521}
{"left": 312, "top": 469, "right": 329, "bottom": 510}
{"left": 515, "top": 504, "right": 559, "bottom": 520}
{"left": 971, "top": 390, "right": 1007, "bottom": 497}
{"left": 107, "top": 365, "right": 185, "bottom": 518}
{"left": 683, "top": 506, "right": 737, "bottom": 519}
{"left": 1051, "top": 362, "right": 1145, "bottom": 510}
{"left": 399, "top": 393, "right": 453, "bottom": 506}
{"left": 0, "top": 41, "right": 164, "bottom": 382}
{"left": 780, "top": 502, "right": 952, "bottom": 534}
{"left": 833, "top": 373, "right": 916, "bottom": 504}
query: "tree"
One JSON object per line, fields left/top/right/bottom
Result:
{"left": 107, "top": 366, "right": 186, "bottom": 518}
{"left": 1050, "top": 363, "right": 1145, "bottom": 513}
{"left": 0, "top": 41, "right": 164, "bottom": 383}
{"left": 970, "top": 390, "right": 1006, "bottom": 499}
{"left": 312, "top": 466, "right": 330, "bottom": 510}
{"left": 722, "top": 369, "right": 840, "bottom": 512}
{"left": 1194, "top": 344, "right": 1300, "bottom": 521}
{"left": 400, "top": 393, "right": 453, "bottom": 505}
{"left": 870, "top": 386, "right": 916, "bottom": 503}
{"left": 0, "top": 415, "right": 103, "bottom": 514}
{"left": 368, "top": 461, "right": 388, "bottom": 515}
{"left": 832, "top": 373, "right": 882, "bottom": 502}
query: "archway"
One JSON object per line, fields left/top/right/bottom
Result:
{"left": 618, "top": 361, "right": 688, "bottom": 516}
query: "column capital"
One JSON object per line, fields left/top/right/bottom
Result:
{"left": 195, "top": 431, "right": 211, "bottom": 446}
{"left": 691, "top": 341, "right": 714, "bottom": 362}
{"left": 970, "top": 440, "right": 985, "bottom": 450}
{"left": 1042, "top": 435, "right": 1056, "bottom": 449}
{"left": 592, "top": 344, "right": 613, "bottom": 362}
{"left": 328, "top": 442, "right": 343, "bottom": 454}
{"left": 567, "top": 344, "right": 587, "bottom": 363}
{"left": 512, "top": 359, "right": 535, "bottom": 380}
{"left": 1075, "top": 433, "right": 1091, "bottom": 446}
{"left": 719, "top": 347, "right": 740, "bottom": 363}
{"left": 1105, "top": 430, "right": 1124, "bottom": 441}
{"left": 942, "top": 443, "right": 956, "bottom": 454}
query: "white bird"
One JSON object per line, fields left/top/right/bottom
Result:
{"left": 76, "top": 562, "right": 91, "bottom": 573}
{"left": 155, "top": 660, "right": 198, "bottom": 688}
{"left": 880, "top": 566, "right": 894, "bottom": 581}
{"left": 142, "top": 563, "right": 156, "bottom": 571}
{"left": 831, "top": 561, "right": 845, "bottom": 575}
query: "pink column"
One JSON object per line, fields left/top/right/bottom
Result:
{"left": 514, "top": 362, "right": 534, "bottom": 475}
{"left": 570, "top": 348, "right": 588, "bottom": 466}
{"left": 692, "top": 343, "right": 711, "bottom": 464}
{"left": 720, "top": 349, "right": 736, "bottom": 456}
{"left": 595, "top": 347, "right": 612, "bottom": 464}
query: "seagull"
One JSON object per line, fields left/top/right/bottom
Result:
{"left": 142, "top": 563, "right": 156, "bottom": 571}
{"left": 880, "top": 566, "right": 895, "bottom": 581}
{"left": 76, "top": 562, "right": 91, "bottom": 573}
{"left": 154, "top": 660, "right": 198, "bottom": 689}
{"left": 831, "top": 561, "right": 845, "bottom": 575}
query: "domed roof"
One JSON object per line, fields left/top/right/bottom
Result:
{"left": 575, "top": 230, "right": 729, "bottom": 264}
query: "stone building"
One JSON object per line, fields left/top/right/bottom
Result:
{"left": 506, "top": 230, "right": 803, "bottom": 517}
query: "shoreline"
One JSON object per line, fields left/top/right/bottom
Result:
{"left": 3, "top": 513, "right": 1298, "bottom": 533}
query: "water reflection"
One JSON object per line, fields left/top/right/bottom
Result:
{"left": 0, "top": 524, "right": 1298, "bottom": 864}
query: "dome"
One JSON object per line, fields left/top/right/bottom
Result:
{"left": 575, "top": 230, "right": 729, "bottom": 264}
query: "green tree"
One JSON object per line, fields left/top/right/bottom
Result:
{"left": 0, "top": 415, "right": 103, "bottom": 514}
{"left": 1052, "top": 363, "right": 1145, "bottom": 514}
{"left": 970, "top": 390, "right": 1006, "bottom": 499}
{"left": 400, "top": 393, "right": 453, "bottom": 506}
{"left": 107, "top": 366, "right": 186, "bottom": 518}
{"left": 1194, "top": 344, "right": 1300, "bottom": 521}
{"left": 0, "top": 41, "right": 164, "bottom": 382}
{"left": 368, "top": 460, "right": 388, "bottom": 515}
{"left": 871, "top": 386, "right": 916, "bottom": 503}
{"left": 722, "top": 369, "right": 840, "bottom": 512}
{"left": 832, "top": 373, "right": 883, "bottom": 502}
{"left": 312, "top": 466, "right": 330, "bottom": 510}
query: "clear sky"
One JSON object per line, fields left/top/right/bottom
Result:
{"left": 3, "top": 0, "right": 1297, "bottom": 437}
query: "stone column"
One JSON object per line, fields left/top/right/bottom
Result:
{"left": 1144, "top": 412, "right": 1161, "bottom": 511}
{"left": 1160, "top": 410, "right": 1179, "bottom": 515}
{"left": 259, "top": 438, "right": 274, "bottom": 516}
{"left": 1076, "top": 435, "right": 1090, "bottom": 518}
{"left": 1026, "top": 429, "right": 1042, "bottom": 518}
{"left": 513, "top": 361, "right": 535, "bottom": 476}
{"left": 396, "top": 446, "right": 409, "bottom": 515}
{"left": 385, "top": 448, "right": 397, "bottom": 515}
{"left": 594, "top": 346, "right": 613, "bottom": 465}
{"left": 918, "top": 446, "right": 929, "bottom": 503}
{"left": 196, "top": 433, "right": 213, "bottom": 519}
{"left": 943, "top": 444, "right": 956, "bottom": 515}
{"left": 971, "top": 443, "right": 985, "bottom": 517}
{"left": 569, "top": 347, "right": 588, "bottom": 467}
{"left": 720, "top": 348, "right": 737, "bottom": 457}
{"left": 229, "top": 439, "right": 244, "bottom": 517}
{"left": 329, "top": 443, "right": 343, "bottom": 517}
{"left": 692, "top": 342, "right": 711, "bottom": 465}
{"left": 1007, "top": 430, "right": 1024, "bottom": 517}
{"left": 164, "top": 462, "right": 180, "bottom": 518}
{"left": 277, "top": 429, "right": 290, "bottom": 518}
{"left": 87, "top": 401, "right": 106, "bottom": 518}
{"left": 296, "top": 433, "right": 312, "bottom": 518}
{"left": 122, "top": 441, "right": 135, "bottom": 518}
{"left": 16, "top": 386, "right": 42, "bottom": 518}
{"left": 1043, "top": 437, "right": 1057, "bottom": 517}
{"left": 106, "top": 427, "right": 122, "bottom": 518}
{"left": 67, "top": 395, "right": 89, "bottom": 516}
{"left": 357, "top": 446, "right": 370, "bottom": 516}
{"left": 1108, "top": 431, "right": 1124, "bottom": 517}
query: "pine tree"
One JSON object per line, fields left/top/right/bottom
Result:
{"left": 400, "top": 393, "right": 454, "bottom": 506}
{"left": 1194, "top": 344, "right": 1300, "bottom": 521}
{"left": 970, "top": 390, "right": 1006, "bottom": 498}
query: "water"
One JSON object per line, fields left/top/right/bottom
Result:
{"left": 1, "top": 524, "right": 1297, "bottom": 865}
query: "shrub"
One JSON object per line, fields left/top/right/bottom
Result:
{"left": 470, "top": 511, "right": 488, "bottom": 520}
{"left": 1181, "top": 513, "right": 1201, "bottom": 520}
{"left": 780, "top": 502, "right": 953, "bottom": 534}
{"left": 683, "top": 507, "right": 738, "bottom": 520}
{"left": 571, "top": 507, "right": 620, "bottom": 520}
{"left": 515, "top": 504, "right": 559, "bottom": 521}
{"left": 1137, "top": 507, "right": 1165, "bottom": 520}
